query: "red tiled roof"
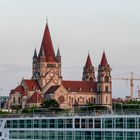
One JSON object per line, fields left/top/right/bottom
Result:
{"left": 24, "top": 79, "right": 40, "bottom": 91}
{"left": 100, "top": 51, "right": 108, "bottom": 67}
{"left": 85, "top": 54, "right": 93, "bottom": 67}
{"left": 27, "top": 91, "right": 43, "bottom": 103}
{"left": 45, "top": 85, "right": 60, "bottom": 94}
{"left": 62, "top": 80, "right": 96, "bottom": 92}
{"left": 39, "top": 23, "right": 56, "bottom": 62}
{"left": 10, "top": 86, "right": 27, "bottom": 96}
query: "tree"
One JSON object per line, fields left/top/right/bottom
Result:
{"left": 42, "top": 99, "right": 59, "bottom": 108}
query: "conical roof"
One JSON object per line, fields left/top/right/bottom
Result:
{"left": 100, "top": 51, "right": 108, "bottom": 66}
{"left": 33, "top": 49, "right": 37, "bottom": 57}
{"left": 85, "top": 54, "right": 93, "bottom": 67}
{"left": 39, "top": 23, "right": 56, "bottom": 62}
{"left": 57, "top": 48, "right": 61, "bottom": 57}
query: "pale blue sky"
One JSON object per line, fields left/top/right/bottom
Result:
{"left": 0, "top": 0, "right": 140, "bottom": 98}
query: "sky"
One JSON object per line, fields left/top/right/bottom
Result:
{"left": 0, "top": 0, "right": 140, "bottom": 98}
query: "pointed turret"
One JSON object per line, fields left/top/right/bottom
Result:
{"left": 33, "top": 49, "right": 37, "bottom": 58}
{"left": 85, "top": 54, "right": 93, "bottom": 68}
{"left": 39, "top": 23, "right": 56, "bottom": 62}
{"left": 82, "top": 54, "right": 95, "bottom": 81}
{"left": 100, "top": 51, "right": 108, "bottom": 67}
{"left": 57, "top": 48, "right": 61, "bottom": 57}
{"left": 56, "top": 48, "right": 61, "bottom": 62}
{"left": 33, "top": 49, "right": 38, "bottom": 63}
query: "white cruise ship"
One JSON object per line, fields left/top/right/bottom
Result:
{"left": 0, "top": 111, "right": 139, "bottom": 140}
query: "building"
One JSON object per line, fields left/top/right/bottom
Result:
{"left": 9, "top": 23, "right": 112, "bottom": 110}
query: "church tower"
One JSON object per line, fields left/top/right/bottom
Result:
{"left": 97, "top": 51, "right": 112, "bottom": 107}
{"left": 32, "top": 23, "right": 62, "bottom": 89}
{"left": 82, "top": 54, "right": 95, "bottom": 81}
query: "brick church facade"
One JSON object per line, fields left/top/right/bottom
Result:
{"left": 9, "top": 23, "right": 112, "bottom": 110}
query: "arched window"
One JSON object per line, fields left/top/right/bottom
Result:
{"left": 106, "top": 96, "right": 108, "bottom": 103}
{"left": 13, "top": 97, "right": 16, "bottom": 103}
{"left": 18, "top": 97, "right": 21, "bottom": 103}
{"left": 105, "top": 76, "right": 109, "bottom": 82}
{"left": 105, "top": 86, "right": 109, "bottom": 92}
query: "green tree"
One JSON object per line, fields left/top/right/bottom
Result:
{"left": 42, "top": 99, "right": 59, "bottom": 108}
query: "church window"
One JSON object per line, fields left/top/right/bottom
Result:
{"left": 91, "top": 97, "right": 93, "bottom": 103}
{"left": 93, "top": 98, "right": 95, "bottom": 104}
{"left": 105, "top": 86, "right": 109, "bottom": 92}
{"left": 47, "top": 64, "right": 56, "bottom": 68}
{"left": 106, "top": 96, "right": 108, "bottom": 103}
{"left": 105, "top": 76, "right": 109, "bottom": 82}
{"left": 13, "top": 97, "right": 16, "bottom": 104}
{"left": 18, "top": 97, "right": 21, "bottom": 103}
{"left": 98, "top": 86, "right": 101, "bottom": 92}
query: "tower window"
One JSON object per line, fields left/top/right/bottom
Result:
{"left": 106, "top": 96, "right": 108, "bottom": 103}
{"left": 105, "top": 76, "right": 109, "bottom": 82}
{"left": 18, "top": 97, "right": 21, "bottom": 103}
{"left": 105, "top": 86, "right": 109, "bottom": 92}
{"left": 13, "top": 97, "right": 16, "bottom": 104}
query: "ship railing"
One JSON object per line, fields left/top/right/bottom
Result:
{"left": 1, "top": 109, "right": 140, "bottom": 118}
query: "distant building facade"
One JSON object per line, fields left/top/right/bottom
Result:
{"left": 9, "top": 23, "right": 112, "bottom": 109}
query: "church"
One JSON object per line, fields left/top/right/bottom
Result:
{"left": 9, "top": 23, "right": 112, "bottom": 110}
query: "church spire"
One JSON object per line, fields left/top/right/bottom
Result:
{"left": 82, "top": 53, "right": 95, "bottom": 81}
{"left": 57, "top": 48, "right": 61, "bottom": 57}
{"left": 33, "top": 49, "right": 37, "bottom": 58}
{"left": 56, "top": 47, "right": 61, "bottom": 62}
{"left": 100, "top": 51, "right": 108, "bottom": 67}
{"left": 39, "top": 22, "right": 56, "bottom": 62}
{"left": 85, "top": 54, "right": 93, "bottom": 68}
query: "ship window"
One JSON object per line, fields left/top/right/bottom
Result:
{"left": 89, "top": 118, "right": 93, "bottom": 128}
{"left": 75, "top": 118, "right": 80, "bottom": 128}
{"left": 115, "top": 118, "right": 124, "bottom": 128}
{"left": 58, "top": 119, "right": 64, "bottom": 128}
{"left": 13, "top": 120, "right": 18, "bottom": 128}
{"left": 103, "top": 118, "right": 112, "bottom": 128}
{"left": 19, "top": 120, "right": 24, "bottom": 128}
{"left": 49, "top": 119, "right": 55, "bottom": 128}
{"left": 127, "top": 132, "right": 135, "bottom": 140}
{"left": 66, "top": 119, "right": 72, "bottom": 128}
{"left": 66, "top": 131, "right": 73, "bottom": 139}
{"left": 95, "top": 131, "right": 101, "bottom": 139}
{"left": 81, "top": 119, "right": 86, "bottom": 128}
{"left": 34, "top": 119, "right": 39, "bottom": 128}
{"left": 104, "top": 131, "right": 112, "bottom": 140}
{"left": 41, "top": 119, "right": 48, "bottom": 128}
{"left": 75, "top": 131, "right": 82, "bottom": 139}
{"left": 27, "top": 120, "right": 32, "bottom": 128}
{"left": 0, "top": 132, "right": 2, "bottom": 136}
{"left": 127, "top": 118, "right": 135, "bottom": 128}
{"left": 58, "top": 131, "right": 64, "bottom": 140}
{"left": 5, "top": 120, "right": 10, "bottom": 128}
{"left": 94, "top": 118, "right": 101, "bottom": 128}
{"left": 85, "top": 131, "right": 92, "bottom": 139}
{"left": 116, "top": 132, "right": 123, "bottom": 140}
